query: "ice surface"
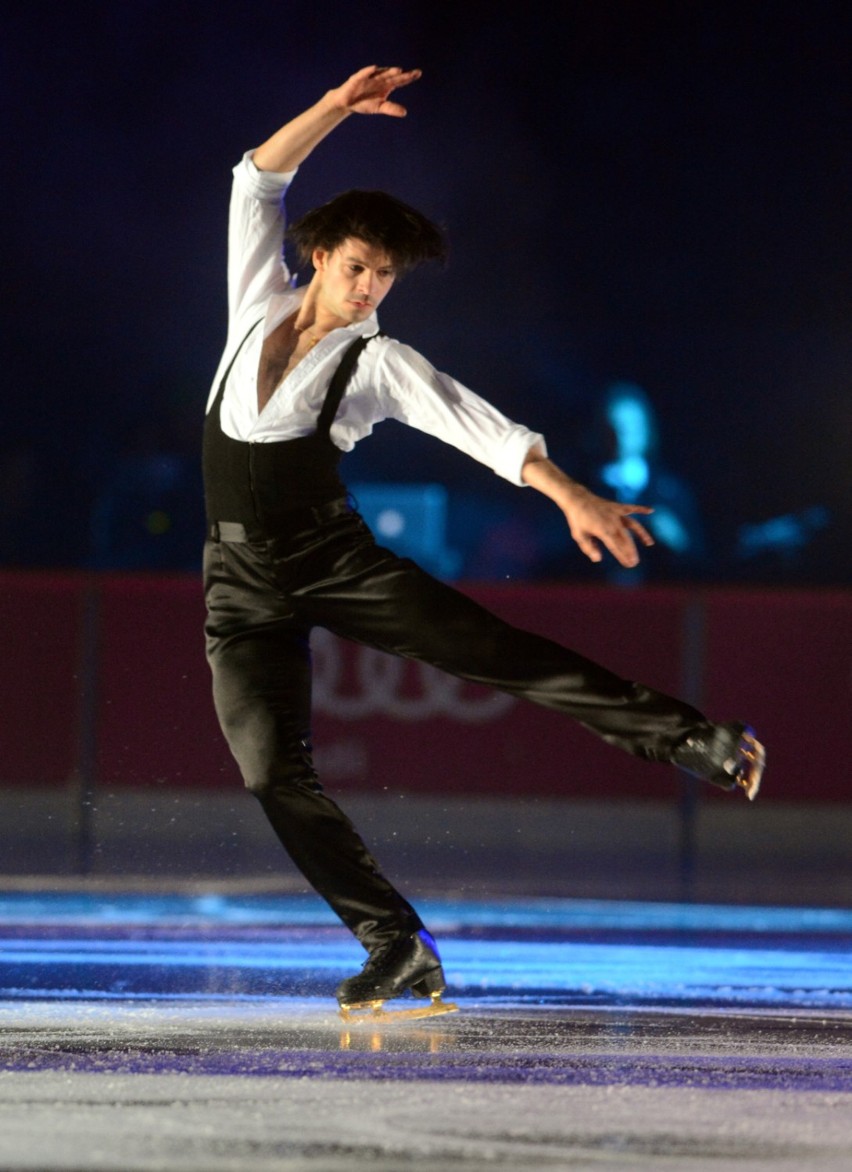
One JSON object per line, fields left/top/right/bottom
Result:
{"left": 0, "top": 891, "right": 849, "bottom": 1170}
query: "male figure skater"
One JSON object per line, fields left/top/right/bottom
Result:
{"left": 202, "top": 65, "right": 765, "bottom": 1019}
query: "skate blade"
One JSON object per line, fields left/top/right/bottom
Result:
{"left": 338, "top": 992, "right": 459, "bottom": 1024}
{"left": 735, "top": 732, "right": 766, "bottom": 801}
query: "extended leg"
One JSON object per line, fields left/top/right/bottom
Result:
{"left": 298, "top": 535, "right": 699, "bottom": 760}
{"left": 295, "top": 525, "right": 764, "bottom": 797}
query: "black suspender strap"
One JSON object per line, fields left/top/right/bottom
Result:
{"left": 213, "top": 321, "right": 377, "bottom": 435}
{"left": 213, "top": 318, "right": 264, "bottom": 404}
{"left": 315, "top": 333, "right": 377, "bottom": 438}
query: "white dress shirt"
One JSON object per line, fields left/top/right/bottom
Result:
{"left": 206, "top": 153, "right": 546, "bottom": 487}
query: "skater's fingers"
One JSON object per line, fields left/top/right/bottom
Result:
{"left": 569, "top": 526, "right": 604, "bottom": 563}
{"left": 564, "top": 495, "right": 654, "bottom": 569}
{"left": 598, "top": 517, "right": 648, "bottom": 568}
{"left": 602, "top": 530, "right": 640, "bottom": 568}
{"left": 624, "top": 516, "right": 655, "bottom": 548}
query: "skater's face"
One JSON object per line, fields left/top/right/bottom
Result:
{"left": 312, "top": 238, "right": 396, "bottom": 325}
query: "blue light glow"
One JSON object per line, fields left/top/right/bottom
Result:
{"left": 0, "top": 893, "right": 849, "bottom": 1011}
{"left": 1, "top": 892, "right": 849, "bottom": 933}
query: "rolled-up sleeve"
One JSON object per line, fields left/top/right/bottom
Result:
{"left": 227, "top": 152, "right": 298, "bottom": 322}
{"left": 374, "top": 341, "right": 546, "bottom": 486}
{"left": 232, "top": 151, "right": 297, "bottom": 202}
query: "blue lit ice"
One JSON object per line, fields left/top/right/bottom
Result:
{"left": 0, "top": 890, "right": 850, "bottom": 1169}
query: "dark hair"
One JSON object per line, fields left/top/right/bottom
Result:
{"left": 288, "top": 189, "right": 447, "bottom": 274}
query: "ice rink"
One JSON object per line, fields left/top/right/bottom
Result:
{"left": 0, "top": 888, "right": 850, "bottom": 1171}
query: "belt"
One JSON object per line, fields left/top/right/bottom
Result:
{"left": 208, "top": 497, "right": 352, "bottom": 543}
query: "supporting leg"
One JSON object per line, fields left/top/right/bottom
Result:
{"left": 336, "top": 928, "right": 458, "bottom": 1023}
{"left": 205, "top": 538, "right": 423, "bottom": 950}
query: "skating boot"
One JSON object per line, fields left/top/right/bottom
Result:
{"left": 336, "top": 929, "right": 458, "bottom": 1023}
{"left": 672, "top": 721, "right": 765, "bottom": 800}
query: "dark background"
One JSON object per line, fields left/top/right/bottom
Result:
{"left": 3, "top": 0, "right": 850, "bottom": 585}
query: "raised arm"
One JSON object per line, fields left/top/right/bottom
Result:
{"left": 252, "top": 65, "right": 422, "bottom": 173}
{"left": 522, "top": 448, "right": 655, "bottom": 569}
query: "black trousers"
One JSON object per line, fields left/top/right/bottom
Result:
{"left": 204, "top": 505, "right": 705, "bottom": 950}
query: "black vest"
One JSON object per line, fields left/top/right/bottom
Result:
{"left": 202, "top": 321, "right": 371, "bottom": 528}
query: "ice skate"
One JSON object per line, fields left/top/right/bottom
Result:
{"left": 337, "top": 929, "right": 458, "bottom": 1023}
{"left": 672, "top": 721, "right": 766, "bottom": 801}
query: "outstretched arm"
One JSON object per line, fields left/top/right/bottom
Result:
{"left": 252, "top": 65, "right": 422, "bottom": 173}
{"left": 522, "top": 449, "right": 655, "bottom": 569}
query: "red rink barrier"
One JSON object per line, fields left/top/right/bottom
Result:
{"left": 0, "top": 572, "right": 89, "bottom": 786}
{"left": 2, "top": 571, "right": 849, "bottom": 801}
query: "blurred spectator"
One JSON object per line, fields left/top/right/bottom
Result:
{"left": 588, "top": 381, "right": 709, "bottom": 583}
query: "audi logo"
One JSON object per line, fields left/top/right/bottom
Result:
{"left": 311, "top": 629, "right": 516, "bottom": 723}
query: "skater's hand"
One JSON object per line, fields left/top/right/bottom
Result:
{"left": 252, "top": 66, "right": 422, "bottom": 173}
{"left": 561, "top": 487, "right": 655, "bottom": 568}
{"left": 328, "top": 65, "right": 423, "bottom": 118}
{"left": 522, "top": 452, "right": 654, "bottom": 568}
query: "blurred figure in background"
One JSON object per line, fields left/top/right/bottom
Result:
{"left": 593, "top": 380, "right": 708, "bottom": 584}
